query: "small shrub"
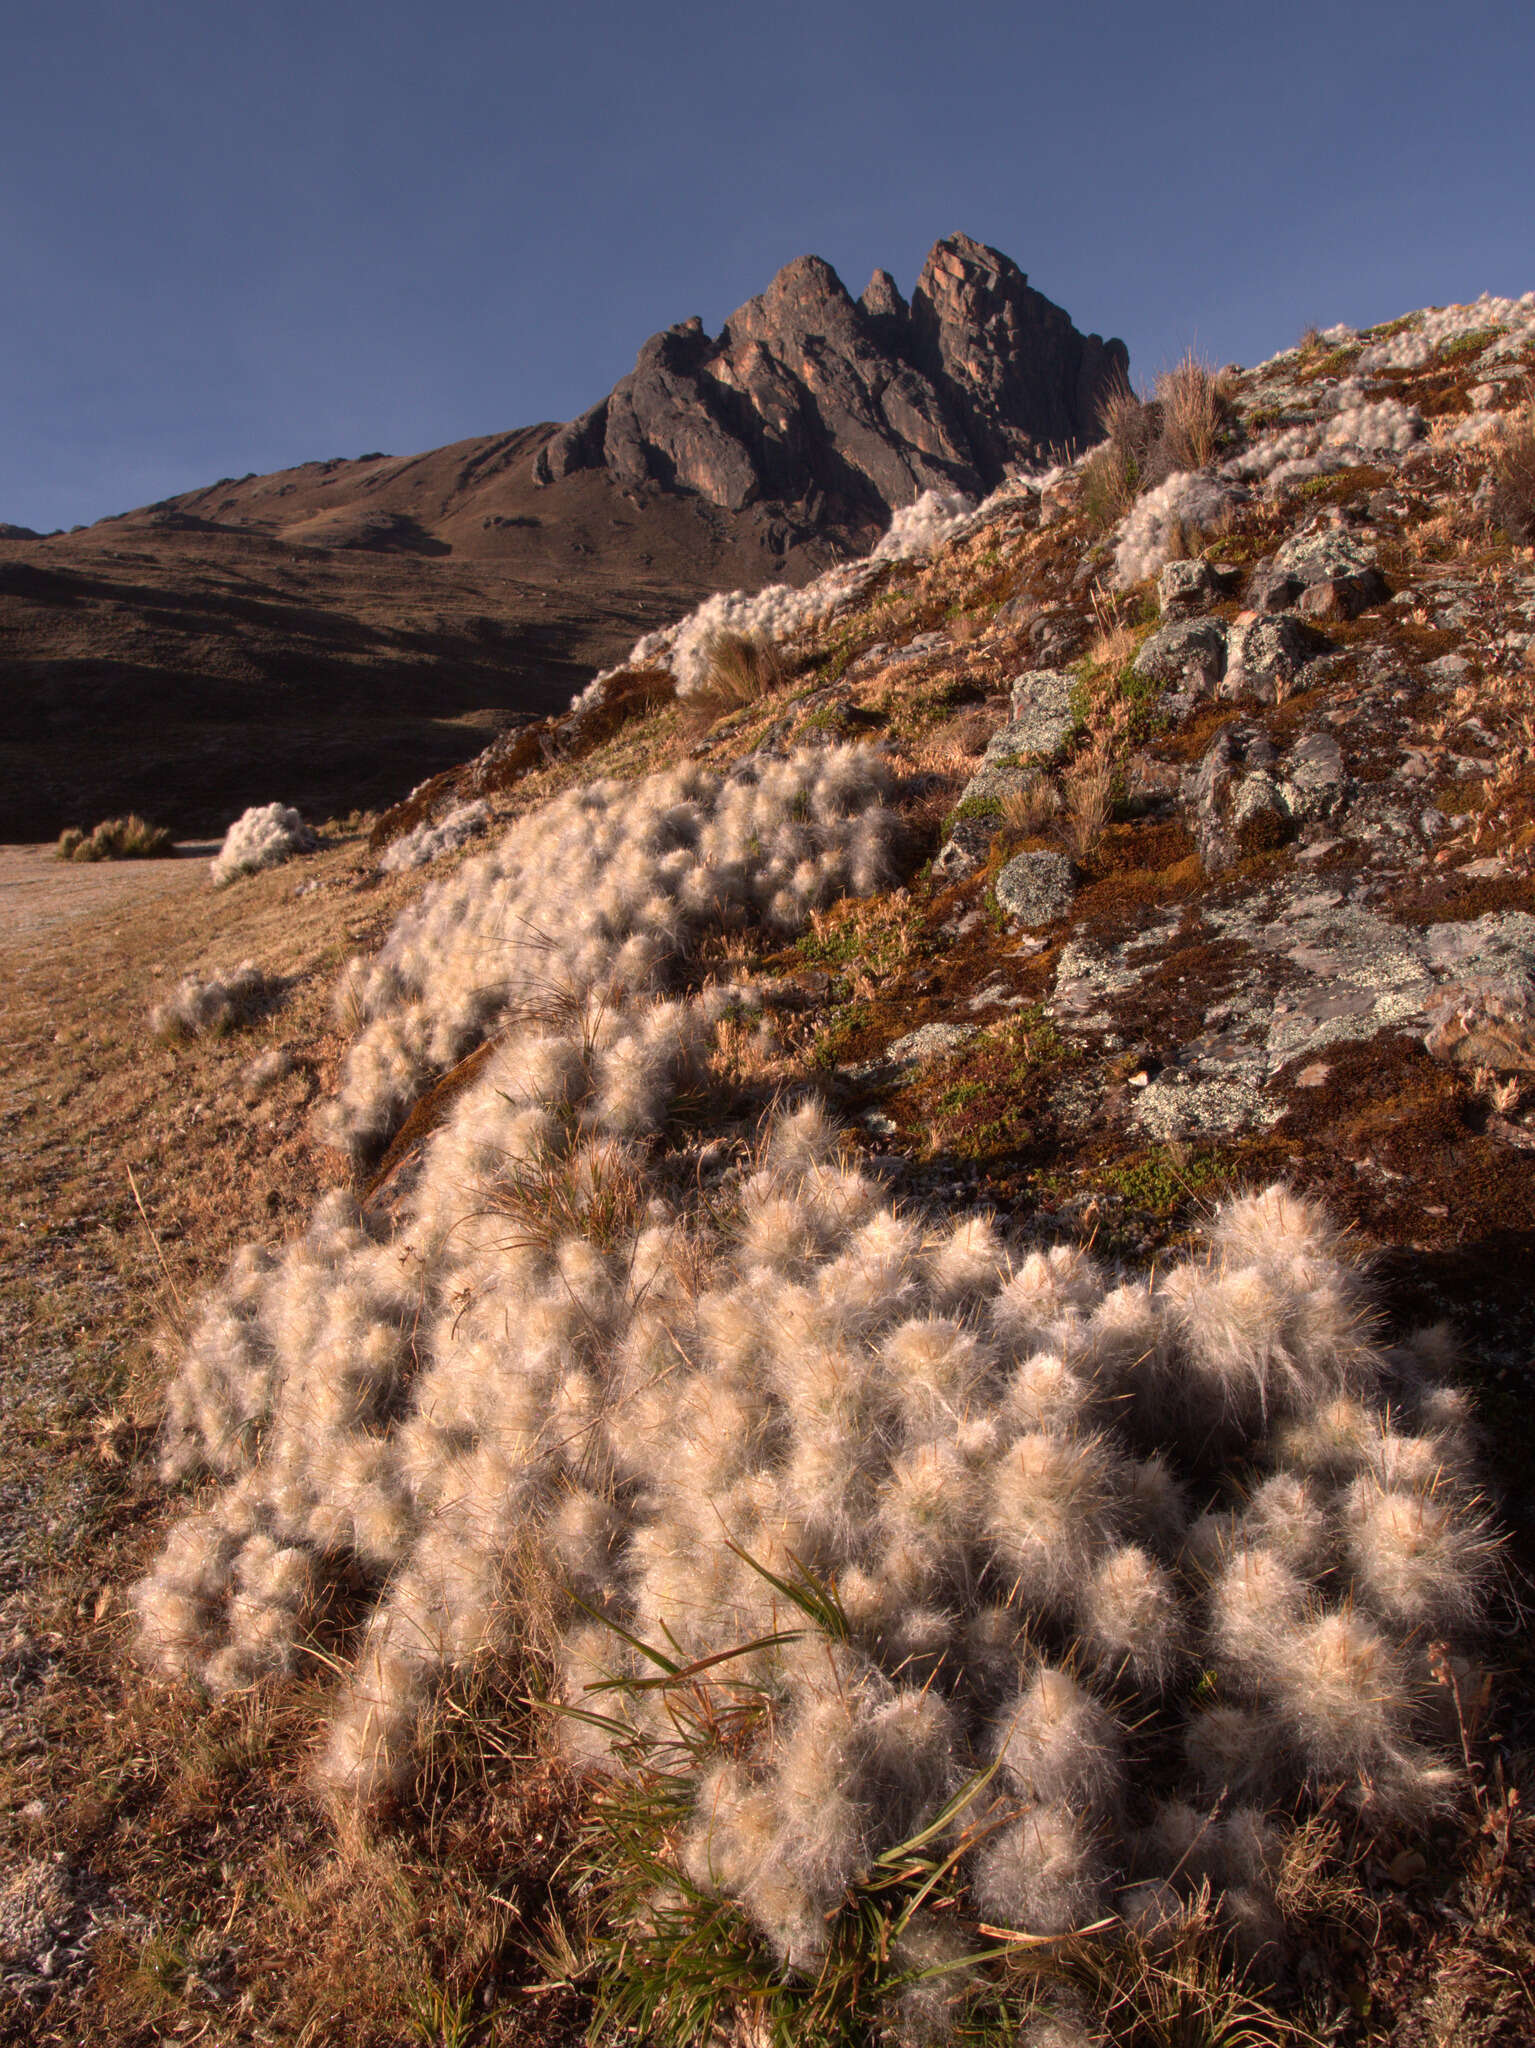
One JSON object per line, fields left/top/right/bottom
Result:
{"left": 56, "top": 814, "right": 172, "bottom": 862}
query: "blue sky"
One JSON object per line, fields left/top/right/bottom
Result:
{"left": 4, "top": 0, "right": 1532, "bottom": 532}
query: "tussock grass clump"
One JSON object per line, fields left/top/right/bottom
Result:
{"left": 684, "top": 630, "right": 787, "bottom": 731}
{"left": 210, "top": 802, "right": 316, "bottom": 888}
{"left": 1081, "top": 382, "right": 1154, "bottom": 530}
{"left": 149, "top": 960, "right": 278, "bottom": 1041}
{"left": 1154, "top": 351, "right": 1229, "bottom": 474}
{"left": 1000, "top": 774, "right": 1062, "bottom": 840}
{"left": 56, "top": 814, "right": 172, "bottom": 861}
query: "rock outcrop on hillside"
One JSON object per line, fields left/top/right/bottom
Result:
{"left": 534, "top": 234, "right": 1126, "bottom": 517}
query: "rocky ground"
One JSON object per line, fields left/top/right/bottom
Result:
{"left": 3, "top": 295, "right": 1535, "bottom": 2044}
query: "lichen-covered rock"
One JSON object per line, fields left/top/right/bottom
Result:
{"left": 1249, "top": 530, "right": 1388, "bottom": 617}
{"left": 1157, "top": 557, "right": 1222, "bottom": 616}
{"left": 1133, "top": 618, "right": 1228, "bottom": 691}
{"left": 1186, "top": 723, "right": 1293, "bottom": 873}
{"left": 1280, "top": 731, "right": 1348, "bottom": 823}
{"left": 1005, "top": 669, "right": 1078, "bottom": 762}
{"left": 1223, "top": 615, "right": 1321, "bottom": 701}
{"left": 933, "top": 815, "right": 998, "bottom": 879}
{"left": 994, "top": 849, "right": 1075, "bottom": 926}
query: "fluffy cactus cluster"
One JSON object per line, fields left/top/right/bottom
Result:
{"left": 149, "top": 960, "right": 272, "bottom": 1040}
{"left": 210, "top": 802, "right": 316, "bottom": 888}
{"left": 571, "top": 485, "right": 1001, "bottom": 712}
{"left": 137, "top": 739, "right": 1496, "bottom": 1982}
{"left": 324, "top": 745, "right": 902, "bottom": 1161}
{"left": 376, "top": 798, "right": 490, "bottom": 874}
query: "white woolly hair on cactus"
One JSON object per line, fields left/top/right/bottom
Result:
{"left": 149, "top": 960, "right": 273, "bottom": 1041}
{"left": 1112, "top": 470, "right": 1233, "bottom": 588}
{"left": 323, "top": 744, "right": 901, "bottom": 1162}
{"left": 135, "top": 733, "right": 1503, "bottom": 1974}
{"left": 377, "top": 799, "right": 490, "bottom": 873}
{"left": 209, "top": 802, "right": 316, "bottom": 887}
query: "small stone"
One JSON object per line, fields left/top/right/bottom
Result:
{"left": 885, "top": 1021, "right": 976, "bottom": 1066}
{"left": 933, "top": 818, "right": 996, "bottom": 880}
{"left": 993, "top": 849, "right": 1075, "bottom": 927}
{"left": 1295, "top": 1062, "right": 1331, "bottom": 1087}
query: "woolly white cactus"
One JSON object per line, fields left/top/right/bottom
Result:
{"left": 1112, "top": 471, "right": 1234, "bottom": 588}
{"left": 377, "top": 799, "right": 489, "bottom": 873}
{"left": 137, "top": 742, "right": 1498, "bottom": 1980}
{"left": 149, "top": 961, "right": 272, "bottom": 1040}
{"left": 325, "top": 744, "right": 901, "bottom": 1161}
{"left": 210, "top": 803, "right": 316, "bottom": 887}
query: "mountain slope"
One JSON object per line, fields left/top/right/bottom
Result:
{"left": 0, "top": 235, "right": 1124, "bottom": 841}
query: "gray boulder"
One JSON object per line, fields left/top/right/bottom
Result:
{"left": 994, "top": 849, "right": 1076, "bottom": 926}
{"left": 1249, "top": 530, "right": 1388, "bottom": 617}
{"left": 1133, "top": 618, "right": 1228, "bottom": 691}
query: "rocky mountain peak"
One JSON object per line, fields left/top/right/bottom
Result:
{"left": 532, "top": 234, "right": 1127, "bottom": 528}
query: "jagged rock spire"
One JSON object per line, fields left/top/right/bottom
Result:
{"left": 533, "top": 235, "right": 1127, "bottom": 517}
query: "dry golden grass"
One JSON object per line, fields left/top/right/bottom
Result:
{"left": 682, "top": 630, "right": 788, "bottom": 733}
{"left": 56, "top": 815, "right": 173, "bottom": 862}
{"left": 1062, "top": 745, "right": 1114, "bottom": 861}
{"left": 1155, "top": 351, "right": 1227, "bottom": 473}
{"left": 999, "top": 772, "right": 1062, "bottom": 839}
{"left": 1490, "top": 391, "right": 1535, "bottom": 544}
{"left": 1085, "top": 615, "right": 1139, "bottom": 674}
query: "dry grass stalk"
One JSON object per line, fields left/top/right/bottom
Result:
{"left": 1082, "top": 379, "right": 1153, "bottom": 530}
{"left": 1000, "top": 772, "right": 1062, "bottom": 838}
{"left": 1086, "top": 616, "right": 1139, "bottom": 673}
{"left": 685, "top": 630, "right": 787, "bottom": 731}
{"left": 1155, "top": 351, "right": 1225, "bottom": 473}
{"left": 1063, "top": 745, "right": 1113, "bottom": 861}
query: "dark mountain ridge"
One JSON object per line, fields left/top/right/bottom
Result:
{"left": 0, "top": 235, "right": 1125, "bottom": 840}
